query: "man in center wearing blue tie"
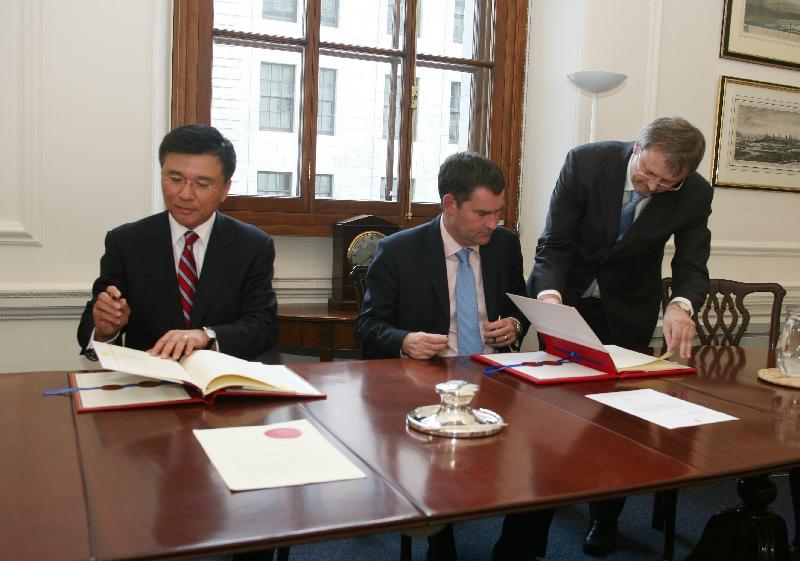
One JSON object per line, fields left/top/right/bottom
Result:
{"left": 528, "top": 116, "right": 712, "bottom": 556}
{"left": 355, "top": 151, "right": 553, "bottom": 561}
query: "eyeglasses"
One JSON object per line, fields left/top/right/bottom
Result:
{"left": 633, "top": 151, "right": 686, "bottom": 192}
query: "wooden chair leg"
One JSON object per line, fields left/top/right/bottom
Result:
{"left": 789, "top": 469, "right": 800, "bottom": 557}
{"left": 653, "top": 490, "right": 664, "bottom": 530}
{"left": 658, "top": 489, "right": 677, "bottom": 561}
{"left": 400, "top": 533, "right": 413, "bottom": 561}
{"left": 276, "top": 546, "right": 290, "bottom": 561}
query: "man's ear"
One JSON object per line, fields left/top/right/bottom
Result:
{"left": 442, "top": 193, "right": 457, "bottom": 214}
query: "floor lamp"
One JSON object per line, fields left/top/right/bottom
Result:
{"left": 567, "top": 71, "right": 627, "bottom": 143}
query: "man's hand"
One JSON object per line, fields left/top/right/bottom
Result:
{"left": 484, "top": 317, "right": 519, "bottom": 348}
{"left": 538, "top": 293, "right": 562, "bottom": 305}
{"left": 92, "top": 285, "right": 130, "bottom": 341}
{"left": 149, "top": 329, "right": 209, "bottom": 360}
{"left": 401, "top": 332, "right": 449, "bottom": 360}
{"left": 663, "top": 303, "right": 696, "bottom": 359}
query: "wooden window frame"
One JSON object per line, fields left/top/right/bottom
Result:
{"left": 172, "top": 0, "right": 527, "bottom": 236}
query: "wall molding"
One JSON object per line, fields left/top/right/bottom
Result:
{"left": 0, "top": 276, "right": 336, "bottom": 320}
{"left": 643, "top": 0, "right": 664, "bottom": 123}
{"left": 1, "top": 0, "right": 43, "bottom": 245}
{"left": 665, "top": 239, "right": 800, "bottom": 258}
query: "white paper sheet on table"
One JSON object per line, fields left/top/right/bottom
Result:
{"left": 585, "top": 388, "right": 739, "bottom": 429}
{"left": 193, "top": 419, "right": 366, "bottom": 491}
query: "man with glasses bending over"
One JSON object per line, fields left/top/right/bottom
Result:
{"left": 528, "top": 116, "right": 712, "bottom": 556}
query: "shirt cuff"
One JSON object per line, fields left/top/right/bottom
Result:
{"left": 668, "top": 297, "right": 694, "bottom": 317}
{"left": 537, "top": 289, "right": 563, "bottom": 303}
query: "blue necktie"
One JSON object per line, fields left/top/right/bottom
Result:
{"left": 617, "top": 191, "right": 646, "bottom": 243}
{"left": 455, "top": 248, "right": 483, "bottom": 356}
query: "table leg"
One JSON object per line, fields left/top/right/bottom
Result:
{"left": 683, "top": 476, "right": 790, "bottom": 561}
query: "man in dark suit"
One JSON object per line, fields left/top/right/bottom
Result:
{"left": 356, "top": 152, "right": 553, "bottom": 561}
{"left": 529, "top": 116, "right": 712, "bottom": 555}
{"left": 78, "top": 124, "right": 277, "bottom": 362}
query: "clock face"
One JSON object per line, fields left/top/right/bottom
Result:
{"left": 346, "top": 230, "right": 385, "bottom": 268}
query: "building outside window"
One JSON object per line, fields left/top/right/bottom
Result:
{"left": 257, "top": 171, "right": 293, "bottom": 196}
{"left": 259, "top": 63, "right": 295, "bottom": 132}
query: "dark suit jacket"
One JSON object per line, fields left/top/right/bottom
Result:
{"left": 528, "top": 141, "right": 712, "bottom": 347}
{"left": 77, "top": 211, "right": 278, "bottom": 360}
{"left": 355, "top": 215, "right": 528, "bottom": 359}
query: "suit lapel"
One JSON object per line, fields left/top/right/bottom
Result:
{"left": 145, "top": 212, "right": 183, "bottom": 329}
{"left": 421, "top": 216, "right": 450, "bottom": 322}
{"left": 617, "top": 189, "right": 677, "bottom": 250}
{"left": 190, "top": 212, "right": 234, "bottom": 327}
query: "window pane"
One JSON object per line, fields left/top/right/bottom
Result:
{"left": 314, "top": 53, "right": 402, "bottom": 201}
{"left": 320, "top": 0, "right": 338, "bottom": 27}
{"left": 411, "top": 66, "right": 489, "bottom": 203}
{"left": 212, "top": 43, "right": 302, "bottom": 197}
{"left": 257, "top": 171, "right": 293, "bottom": 196}
{"left": 317, "top": 68, "right": 336, "bottom": 135}
{"left": 213, "top": 0, "right": 305, "bottom": 39}
{"left": 417, "top": 0, "right": 490, "bottom": 60}
{"left": 319, "top": 0, "right": 405, "bottom": 50}
{"left": 315, "top": 174, "right": 333, "bottom": 198}
{"left": 263, "top": 0, "right": 297, "bottom": 22}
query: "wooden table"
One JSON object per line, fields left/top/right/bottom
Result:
{"left": 0, "top": 372, "right": 91, "bottom": 561}
{"left": 5, "top": 346, "right": 800, "bottom": 561}
{"left": 277, "top": 303, "right": 358, "bottom": 361}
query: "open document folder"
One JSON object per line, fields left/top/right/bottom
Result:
{"left": 471, "top": 294, "right": 694, "bottom": 384}
{"left": 64, "top": 342, "right": 324, "bottom": 412}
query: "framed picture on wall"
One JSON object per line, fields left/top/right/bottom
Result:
{"left": 712, "top": 75, "right": 800, "bottom": 192}
{"left": 721, "top": 0, "right": 800, "bottom": 70}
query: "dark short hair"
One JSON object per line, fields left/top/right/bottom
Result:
{"left": 637, "top": 117, "right": 706, "bottom": 175}
{"left": 438, "top": 151, "right": 505, "bottom": 204}
{"left": 158, "top": 124, "right": 237, "bottom": 183}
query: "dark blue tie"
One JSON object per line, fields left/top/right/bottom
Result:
{"left": 455, "top": 248, "right": 482, "bottom": 356}
{"left": 617, "top": 191, "right": 646, "bottom": 243}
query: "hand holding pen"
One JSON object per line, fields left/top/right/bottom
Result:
{"left": 92, "top": 285, "right": 131, "bottom": 341}
{"left": 484, "top": 314, "right": 518, "bottom": 348}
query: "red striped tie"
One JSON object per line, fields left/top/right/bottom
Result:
{"left": 177, "top": 231, "right": 199, "bottom": 328}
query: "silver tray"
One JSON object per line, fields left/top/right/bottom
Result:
{"left": 406, "top": 404, "right": 506, "bottom": 438}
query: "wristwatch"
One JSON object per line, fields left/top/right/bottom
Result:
{"left": 202, "top": 327, "right": 217, "bottom": 349}
{"left": 509, "top": 317, "right": 523, "bottom": 336}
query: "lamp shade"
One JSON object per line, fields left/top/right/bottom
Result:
{"left": 567, "top": 71, "right": 627, "bottom": 94}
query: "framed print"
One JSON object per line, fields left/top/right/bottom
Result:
{"left": 712, "top": 76, "right": 800, "bottom": 192}
{"left": 721, "top": 0, "right": 800, "bottom": 70}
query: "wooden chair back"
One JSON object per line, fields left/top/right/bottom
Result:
{"left": 661, "top": 278, "right": 787, "bottom": 349}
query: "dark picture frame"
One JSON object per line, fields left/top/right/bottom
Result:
{"left": 721, "top": 0, "right": 800, "bottom": 71}
{"left": 712, "top": 75, "right": 800, "bottom": 192}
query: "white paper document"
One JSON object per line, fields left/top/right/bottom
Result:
{"left": 586, "top": 388, "right": 738, "bottom": 429}
{"left": 193, "top": 419, "right": 366, "bottom": 491}
{"left": 508, "top": 293, "right": 605, "bottom": 350}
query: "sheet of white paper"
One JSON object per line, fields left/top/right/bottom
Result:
{"left": 483, "top": 351, "right": 608, "bottom": 381}
{"left": 586, "top": 388, "right": 738, "bottom": 429}
{"left": 73, "top": 371, "right": 192, "bottom": 409}
{"left": 507, "top": 294, "right": 605, "bottom": 351}
{"left": 193, "top": 419, "right": 366, "bottom": 491}
{"left": 93, "top": 341, "right": 193, "bottom": 385}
